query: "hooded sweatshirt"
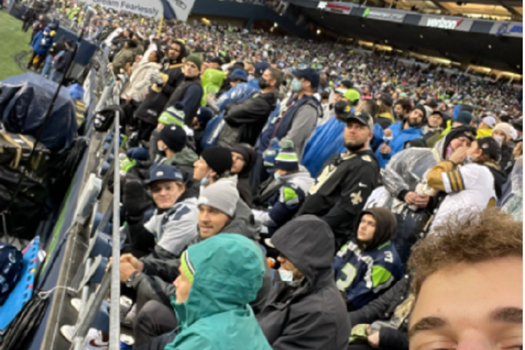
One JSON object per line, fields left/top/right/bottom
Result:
{"left": 257, "top": 215, "right": 350, "bottom": 350}
{"left": 333, "top": 208, "right": 403, "bottom": 310}
{"left": 231, "top": 144, "right": 257, "bottom": 206}
{"left": 166, "top": 234, "right": 272, "bottom": 350}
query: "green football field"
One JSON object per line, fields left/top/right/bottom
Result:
{"left": 0, "top": 10, "right": 31, "bottom": 80}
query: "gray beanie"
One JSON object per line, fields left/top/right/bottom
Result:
{"left": 197, "top": 178, "right": 239, "bottom": 217}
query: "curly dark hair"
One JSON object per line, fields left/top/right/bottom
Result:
{"left": 408, "top": 208, "right": 522, "bottom": 295}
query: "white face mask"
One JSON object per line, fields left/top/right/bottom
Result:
{"left": 278, "top": 268, "right": 294, "bottom": 282}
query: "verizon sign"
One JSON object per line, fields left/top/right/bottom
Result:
{"left": 426, "top": 17, "right": 464, "bottom": 29}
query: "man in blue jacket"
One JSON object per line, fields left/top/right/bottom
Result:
{"left": 334, "top": 208, "right": 403, "bottom": 311}
{"left": 375, "top": 105, "right": 426, "bottom": 168}
{"left": 28, "top": 27, "right": 54, "bottom": 71}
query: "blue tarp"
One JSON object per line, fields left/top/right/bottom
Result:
{"left": 0, "top": 73, "right": 77, "bottom": 150}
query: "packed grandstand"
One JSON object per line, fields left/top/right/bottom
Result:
{"left": 0, "top": 0, "right": 522, "bottom": 349}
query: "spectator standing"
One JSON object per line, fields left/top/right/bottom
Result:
{"left": 50, "top": 40, "right": 73, "bottom": 83}
{"left": 28, "top": 26, "right": 54, "bottom": 71}
{"left": 217, "top": 67, "right": 281, "bottom": 148}
{"left": 134, "top": 40, "right": 187, "bottom": 142}
{"left": 257, "top": 216, "right": 350, "bottom": 350}
{"left": 110, "top": 39, "right": 137, "bottom": 75}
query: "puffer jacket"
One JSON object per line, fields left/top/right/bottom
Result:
{"left": 165, "top": 234, "right": 272, "bottom": 350}
{"left": 120, "top": 61, "right": 161, "bottom": 102}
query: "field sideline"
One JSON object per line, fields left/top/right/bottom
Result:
{"left": 0, "top": 10, "right": 31, "bottom": 80}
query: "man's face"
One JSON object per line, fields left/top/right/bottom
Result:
{"left": 193, "top": 157, "right": 211, "bottom": 181}
{"left": 198, "top": 204, "right": 230, "bottom": 239}
{"left": 150, "top": 180, "right": 184, "bottom": 209}
{"left": 261, "top": 69, "right": 275, "bottom": 89}
{"left": 357, "top": 214, "right": 376, "bottom": 246}
{"left": 168, "top": 43, "right": 181, "bottom": 60}
{"left": 394, "top": 104, "right": 405, "bottom": 118}
{"left": 344, "top": 120, "right": 371, "bottom": 149}
{"left": 408, "top": 109, "right": 425, "bottom": 127}
{"left": 428, "top": 113, "right": 443, "bottom": 128}
{"left": 174, "top": 266, "right": 192, "bottom": 303}
{"left": 409, "top": 257, "right": 522, "bottom": 350}
{"left": 184, "top": 61, "right": 200, "bottom": 78}
{"left": 231, "top": 152, "right": 245, "bottom": 175}
{"left": 449, "top": 136, "right": 472, "bottom": 151}
{"left": 277, "top": 253, "right": 304, "bottom": 281}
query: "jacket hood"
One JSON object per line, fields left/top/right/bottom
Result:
{"left": 353, "top": 208, "right": 397, "bottom": 251}
{"left": 271, "top": 215, "right": 334, "bottom": 286}
{"left": 167, "top": 147, "right": 198, "bottom": 167}
{"left": 231, "top": 144, "right": 257, "bottom": 178}
{"left": 174, "top": 234, "right": 265, "bottom": 327}
{"left": 435, "top": 126, "right": 477, "bottom": 160}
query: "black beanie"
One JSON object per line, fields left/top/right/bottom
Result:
{"left": 160, "top": 125, "right": 186, "bottom": 153}
{"left": 201, "top": 147, "right": 232, "bottom": 176}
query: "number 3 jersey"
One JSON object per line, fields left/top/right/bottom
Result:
{"left": 333, "top": 239, "right": 404, "bottom": 310}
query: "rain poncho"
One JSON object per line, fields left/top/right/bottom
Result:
{"left": 165, "top": 234, "right": 271, "bottom": 350}
{"left": 502, "top": 156, "right": 523, "bottom": 222}
{"left": 366, "top": 136, "right": 450, "bottom": 264}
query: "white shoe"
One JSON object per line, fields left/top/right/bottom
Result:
{"left": 60, "top": 325, "right": 76, "bottom": 343}
{"left": 84, "top": 328, "right": 108, "bottom": 350}
{"left": 71, "top": 298, "right": 81, "bottom": 312}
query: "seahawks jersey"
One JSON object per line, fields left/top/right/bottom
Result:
{"left": 333, "top": 240, "right": 403, "bottom": 309}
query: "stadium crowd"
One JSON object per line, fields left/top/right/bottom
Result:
{"left": 21, "top": 3, "right": 524, "bottom": 350}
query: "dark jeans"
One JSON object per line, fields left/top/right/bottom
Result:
{"left": 137, "top": 120, "right": 156, "bottom": 144}
{"left": 134, "top": 300, "right": 178, "bottom": 347}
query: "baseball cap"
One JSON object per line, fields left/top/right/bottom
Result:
{"left": 229, "top": 69, "right": 248, "bottom": 82}
{"left": 477, "top": 137, "right": 501, "bottom": 162}
{"left": 146, "top": 165, "right": 184, "bottom": 186}
{"left": 455, "top": 111, "right": 473, "bottom": 126}
{"left": 255, "top": 61, "right": 271, "bottom": 76}
{"left": 292, "top": 68, "right": 320, "bottom": 89}
{"left": 482, "top": 116, "right": 497, "bottom": 129}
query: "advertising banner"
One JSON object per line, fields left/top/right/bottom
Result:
{"left": 85, "top": 0, "right": 195, "bottom": 20}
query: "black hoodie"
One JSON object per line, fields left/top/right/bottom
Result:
{"left": 355, "top": 208, "right": 397, "bottom": 251}
{"left": 231, "top": 144, "right": 256, "bottom": 206}
{"left": 257, "top": 215, "right": 350, "bottom": 350}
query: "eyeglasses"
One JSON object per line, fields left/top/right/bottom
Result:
{"left": 169, "top": 47, "right": 181, "bottom": 52}
{"left": 150, "top": 183, "right": 174, "bottom": 194}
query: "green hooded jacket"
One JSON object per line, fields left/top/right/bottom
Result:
{"left": 165, "top": 234, "right": 272, "bottom": 350}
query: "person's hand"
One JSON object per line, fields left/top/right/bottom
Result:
{"left": 404, "top": 191, "right": 418, "bottom": 205}
{"left": 384, "top": 129, "right": 393, "bottom": 137}
{"left": 449, "top": 146, "right": 469, "bottom": 165}
{"left": 414, "top": 194, "right": 430, "bottom": 208}
{"left": 120, "top": 253, "right": 144, "bottom": 272}
{"left": 156, "top": 123, "right": 165, "bottom": 131}
{"left": 126, "top": 97, "right": 132, "bottom": 104}
{"left": 368, "top": 331, "right": 380, "bottom": 348}
{"left": 513, "top": 142, "right": 522, "bottom": 158}
{"left": 379, "top": 144, "right": 391, "bottom": 155}
{"left": 119, "top": 262, "right": 137, "bottom": 282}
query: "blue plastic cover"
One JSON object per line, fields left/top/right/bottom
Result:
{"left": 0, "top": 73, "right": 77, "bottom": 150}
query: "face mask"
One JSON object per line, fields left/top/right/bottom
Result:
{"left": 273, "top": 172, "right": 282, "bottom": 182}
{"left": 278, "top": 268, "right": 294, "bottom": 282}
{"left": 258, "top": 77, "right": 269, "bottom": 90}
{"left": 291, "top": 78, "right": 302, "bottom": 93}
{"left": 493, "top": 135, "right": 504, "bottom": 146}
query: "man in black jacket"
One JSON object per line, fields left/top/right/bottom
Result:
{"left": 217, "top": 67, "right": 282, "bottom": 148}
{"left": 257, "top": 215, "right": 350, "bottom": 350}
{"left": 297, "top": 110, "right": 380, "bottom": 249}
{"left": 50, "top": 40, "right": 73, "bottom": 83}
{"left": 134, "top": 40, "right": 186, "bottom": 143}
{"left": 348, "top": 275, "right": 411, "bottom": 350}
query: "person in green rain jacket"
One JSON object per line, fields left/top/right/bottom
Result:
{"left": 164, "top": 234, "right": 272, "bottom": 350}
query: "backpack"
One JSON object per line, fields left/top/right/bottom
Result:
{"left": 0, "top": 244, "right": 23, "bottom": 306}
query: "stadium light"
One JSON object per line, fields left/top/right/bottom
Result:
{"left": 317, "top": 29, "right": 321, "bottom": 35}
{"left": 274, "top": 22, "right": 278, "bottom": 27}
